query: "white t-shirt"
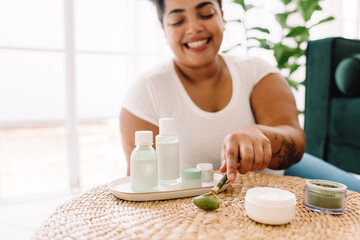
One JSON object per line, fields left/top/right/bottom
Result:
{"left": 123, "top": 55, "right": 279, "bottom": 171}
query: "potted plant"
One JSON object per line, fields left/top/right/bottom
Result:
{"left": 225, "top": 0, "right": 334, "bottom": 113}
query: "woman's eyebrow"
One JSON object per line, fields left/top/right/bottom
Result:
{"left": 167, "top": 2, "right": 214, "bottom": 16}
{"left": 195, "top": 1, "right": 214, "bottom": 10}
{"left": 168, "top": 9, "right": 184, "bottom": 16}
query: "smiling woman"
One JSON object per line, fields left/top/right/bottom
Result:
{"left": 120, "top": 0, "right": 305, "bottom": 179}
{"left": 119, "top": 0, "right": 360, "bottom": 193}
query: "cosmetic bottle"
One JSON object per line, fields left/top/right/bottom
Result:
{"left": 156, "top": 118, "right": 180, "bottom": 186}
{"left": 131, "top": 131, "right": 158, "bottom": 192}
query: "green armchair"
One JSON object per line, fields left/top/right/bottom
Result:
{"left": 304, "top": 37, "right": 360, "bottom": 174}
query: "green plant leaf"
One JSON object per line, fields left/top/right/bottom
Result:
{"left": 275, "top": 13, "right": 288, "bottom": 28}
{"left": 226, "top": 19, "right": 242, "bottom": 23}
{"left": 280, "top": 0, "right": 292, "bottom": 5}
{"left": 248, "top": 37, "right": 273, "bottom": 50}
{"left": 285, "top": 26, "right": 309, "bottom": 43}
{"left": 297, "top": 0, "right": 321, "bottom": 22}
{"left": 315, "top": 5, "right": 322, "bottom": 10}
{"left": 232, "top": 1, "right": 254, "bottom": 11}
{"left": 273, "top": 43, "right": 299, "bottom": 67}
{"left": 248, "top": 27, "right": 270, "bottom": 34}
{"left": 298, "top": 109, "right": 304, "bottom": 115}
{"left": 232, "top": 0, "right": 245, "bottom": 10}
{"left": 286, "top": 77, "right": 301, "bottom": 90}
{"left": 259, "top": 41, "right": 272, "bottom": 50}
{"left": 289, "top": 64, "right": 301, "bottom": 73}
{"left": 294, "top": 48, "right": 306, "bottom": 58}
{"left": 275, "top": 11, "right": 295, "bottom": 28}
{"left": 285, "top": 26, "right": 306, "bottom": 37}
{"left": 222, "top": 43, "right": 242, "bottom": 54}
{"left": 310, "top": 16, "right": 335, "bottom": 28}
{"left": 245, "top": 4, "right": 254, "bottom": 11}
{"left": 275, "top": 10, "right": 296, "bottom": 28}
{"left": 317, "top": 16, "right": 335, "bottom": 24}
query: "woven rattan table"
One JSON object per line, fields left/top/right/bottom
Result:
{"left": 33, "top": 172, "right": 360, "bottom": 240}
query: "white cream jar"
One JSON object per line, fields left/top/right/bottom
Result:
{"left": 245, "top": 187, "right": 296, "bottom": 225}
{"left": 196, "top": 163, "right": 214, "bottom": 182}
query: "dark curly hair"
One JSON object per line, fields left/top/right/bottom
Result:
{"left": 150, "top": 0, "right": 222, "bottom": 24}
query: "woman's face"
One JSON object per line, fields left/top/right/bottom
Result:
{"left": 162, "top": 0, "right": 224, "bottom": 67}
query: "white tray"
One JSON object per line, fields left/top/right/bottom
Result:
{"left": 109, "top": 173, "right": 228, "bottom": 201}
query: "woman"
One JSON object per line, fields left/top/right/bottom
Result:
{"left": 120, "top": 0, "right": 360, "bottom": 192}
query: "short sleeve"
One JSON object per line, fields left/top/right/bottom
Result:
{"left": 251, "top": 57, "right": 280, "bottom": 85}
{"left": 122, "top": 76, "right": 159, "bottom": 126}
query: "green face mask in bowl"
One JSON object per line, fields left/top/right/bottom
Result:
{"left": 303, "top": 179, "right": 347, "bottom": 214}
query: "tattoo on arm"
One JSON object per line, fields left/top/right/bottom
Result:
{"left": 272, "top": 133, "right": 302, "bottom": 169}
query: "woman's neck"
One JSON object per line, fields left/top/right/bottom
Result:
{"left": 174, "top": 55, "right": 223, "bottom": 86}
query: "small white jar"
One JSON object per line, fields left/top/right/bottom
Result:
{"left": 196, "top": 163, "right": 214, "bottom": 182}
{"left": 181, "top": 168, "right": 202, "bottom": 189}
{"left": 245, "top": 187, "right": 296, "bottom": 225}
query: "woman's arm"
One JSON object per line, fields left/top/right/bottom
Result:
{"left": 220, "top": 73, "right": 306, "bottom": 181}
{"left": 119, "top": 108, "right": 159, "bottom": 176}
{"left": 250, "top": 72, "right": 306, "bottom": 169}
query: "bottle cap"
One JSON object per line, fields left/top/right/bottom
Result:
{"left": 159, "top": 118, "right": 175, "bottom": 135}
{"left": 135, "top": 131, "right": 153, "bottom": 144}
{"left": 196, "top": 163, "right": 213, "bottom": 172}
{"left": 182, "top": 168, "right": 202, "bottom": 180}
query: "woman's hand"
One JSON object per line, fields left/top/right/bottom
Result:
{"left": 219, "top": 126, "right": 272, "bottom": 182}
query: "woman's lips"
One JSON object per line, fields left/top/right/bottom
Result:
{"left": 184, "top": 38, "right": 211, "bottom": 52}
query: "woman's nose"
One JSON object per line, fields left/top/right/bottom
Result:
{"left": 186, "top": 18, "right": 204, "bottom": 34}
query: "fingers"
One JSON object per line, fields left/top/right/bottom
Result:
{"left": 259, "top": 139, "right": 272, "bottom": 170}
{"left": 250, "top": 143, "right": 264, "bottom": 171}
{"left": 238, "top": 143, "right": 253, "bottom": 174}
{"left": 224, "top": 135, "right": 239, "bottom": 182}
{"left": 236, "top": 135, "right": 272, "bottom": 174}
{"left": 220, "top": 144, "right": 227, "bottom": 173}
{"left": 220, "top": 128, "right": 272, "bottom": 178}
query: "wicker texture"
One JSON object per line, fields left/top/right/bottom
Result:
{"left": 33, "top": 172, "right": 360, "bottom": 240}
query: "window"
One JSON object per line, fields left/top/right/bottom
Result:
{"left": 0, "top": 0, "right": 171, "bottom": 198}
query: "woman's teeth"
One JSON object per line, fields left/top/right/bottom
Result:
{"left": 187, "top": 39, "right": 208, "bottom": 48}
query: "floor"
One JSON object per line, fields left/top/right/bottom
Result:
{"left": 0, "top": 194, "right": 73, "bottom": 240}
{"left": 0, "top": 120, "right": 127, "bottom": 239}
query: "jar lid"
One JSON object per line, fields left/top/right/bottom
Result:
{"left": 245, "top": 187, "right": 296, "bottom": 206}
{"left": 306, "top": 179, "right": 347, "bottom": 192}
{"left": 182, "top": 168, "right": 202, "bottom": 180}
{"left": 196, "top": 163, "right": 213, "bottom": 172}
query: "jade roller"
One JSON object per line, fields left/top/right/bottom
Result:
{"left": 210, "top": 156, "right": 241, "bottom": 196}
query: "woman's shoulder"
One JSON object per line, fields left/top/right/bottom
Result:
{"left": 122, "top": 59, "right": 175, "bottom": 122}
{"left": 222, "top": 54, "right": 279, "bottom": 86}
{"left": 125, "top": 58, "right": 176, "bottom": 102}
{"left": 222, "top": 54, "right": 273, "bottom": 67}
{"left": 135, "top": 59, "right": 174, "bottom": 85}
